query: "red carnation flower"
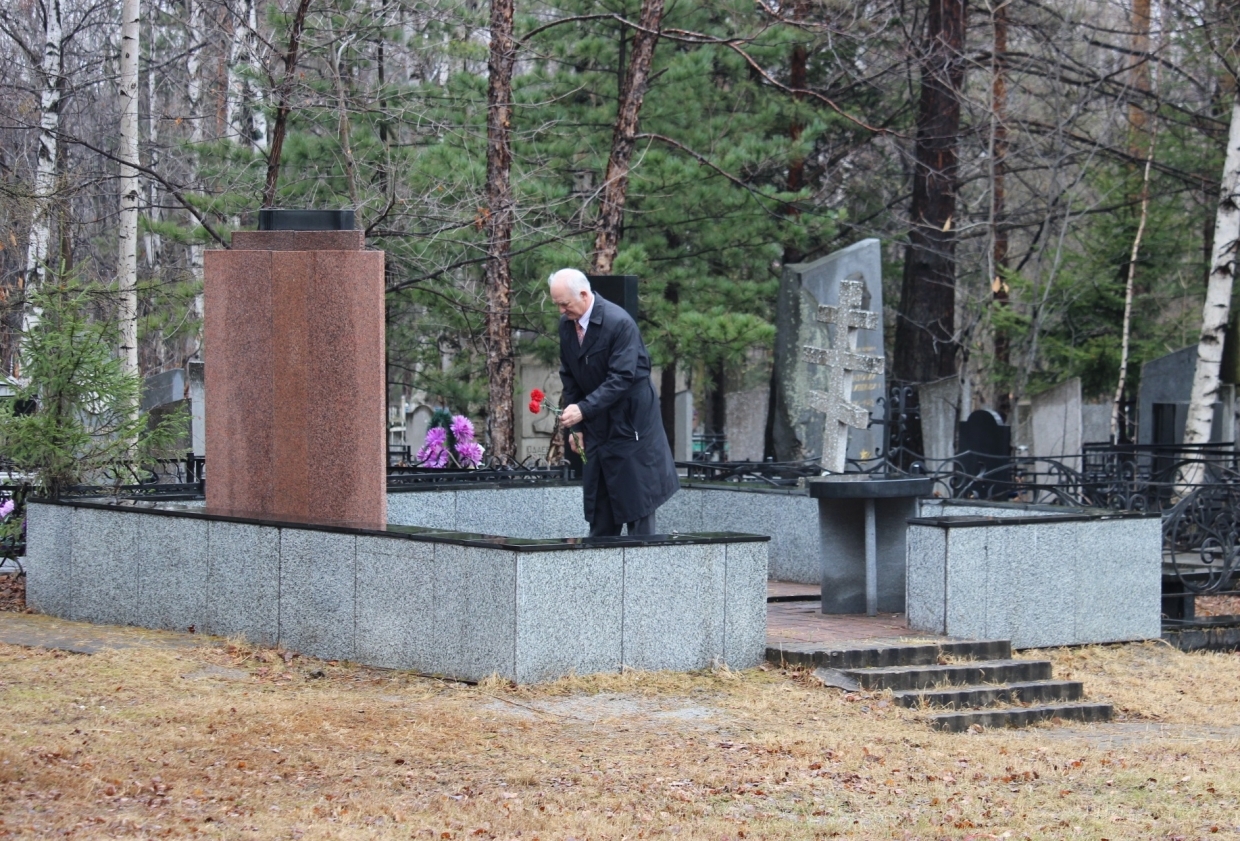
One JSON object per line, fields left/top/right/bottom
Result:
{"left": 528, "top": 399, "right": 542, "bottom": 414}
{"left": 530, "top": 388, "right": 545, "bottom": 402}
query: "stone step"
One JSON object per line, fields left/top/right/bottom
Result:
{"left": 926, "top": 702, "right": 1113, "bottom": 732}
{"left": 767, "top": 638, "right": 1011, "bottom": 670}
{"left": 839, "top": 658, "right": 1053, "bottom": 691}
{"left": 894, "top": 679, "right": 1084, "bottom": 709}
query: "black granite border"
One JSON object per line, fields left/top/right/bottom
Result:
{"left": 31, "top": 497, "right": 769, "bottom": 551}
{"left": 907, "top": 511, "right": 1160, "bottom": 528}
{"left": 387, "top": 478, "right": 581, "bottom": 493}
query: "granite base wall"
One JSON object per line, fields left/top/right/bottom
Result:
{"left": 24, "top": 502, "right": 767, "bottom": 682}
{"left": 906, "top": 513, "right": 1162, "bottom": 648}
{"left": 387, "top": 483, "right": 820, "bottom": 583}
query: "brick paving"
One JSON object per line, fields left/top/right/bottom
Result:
{"left": 766, "top": 580, "right": 820, "bottom": 601}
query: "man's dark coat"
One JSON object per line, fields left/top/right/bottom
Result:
{"left": 559, "top": 294, "right": 679, "bottom": 525}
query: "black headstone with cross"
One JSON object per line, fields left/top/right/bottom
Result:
{"left": 957, "top": 409, "right": 1012, "bottom": 499}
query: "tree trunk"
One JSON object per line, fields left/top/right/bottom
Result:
{"left": 591, "top": 0, "right": 665, "bottom": 273}
{"left": 262, "top": 0, "right": 312, "bottom": 207}
{"left": 20, "top": 0, "right": 65, "bottom": 356}
{"left": 892, "top": 0, "right": 966, "bottom": 384}
{"left": 119, "top": 0, "right": 141, "bottom": 382}
{"left": 660, "top": 280, "right": 679, "bottom": 452}
{"left": 1182, "top": 93, "right": 1240, "bottom": 461}
{"left": 990, "top": 0, "right": 1010, "bottom": 418}
{"left": 1112, "top": 137, "right": 1156, "bottom": 442}
{"left": 483, "top": 0, "right": 517, "bottom": 460}
{"left": 184, "top": 0, "right": 206, "bottom": 364}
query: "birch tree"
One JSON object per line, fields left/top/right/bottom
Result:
{"left": 1181, "top": 91, "right": 1240, "bottom": 464}
{"left": 118, "top": 0, "right": 141, "bottom": 380}
{"left": 0, "top": 0, "right": 66, "bottom": 352}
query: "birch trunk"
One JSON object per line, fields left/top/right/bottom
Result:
{"left": 185, "top": 0, "right": 206, "bottom": 362}
{"left": 119, "top": 0, "right": 141, "bottom": 382}
{"left": 1181, "top": 92, "right": 1240, "bottom": 474}
{"left": 591, "top": 0, "right": 665, "bottom": 273}
{"left": 246, "top": 0, "right": 267, "bottom": 151}
{"left": 1112, "top": 139, "right": 1156, "bottom": 442}
{"left": 20, "top": 0, "right": 66, "bottom": 350}
{"left": 483, "top": 0, "right": 516, "bottom": 460}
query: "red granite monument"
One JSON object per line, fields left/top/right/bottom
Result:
{"left": 203, "top": 213, "right": 386, "bottom": 526}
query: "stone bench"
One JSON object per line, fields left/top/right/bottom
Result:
{"left": 25, "top": 499, "right": 768, "bottom": 683}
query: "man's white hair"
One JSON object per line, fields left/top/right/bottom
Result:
{"left": 548, "top": 268, "right": 591, "bottom": 295}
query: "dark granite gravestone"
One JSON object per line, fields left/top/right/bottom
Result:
{"left": 769, "top": 239, "right": 885, "bottom": 462}
{"left": 587, "top": 275, "right": 639, "bottom": 322}
{"left": 957, "top": 409, "right": 1012, "bottom": 499}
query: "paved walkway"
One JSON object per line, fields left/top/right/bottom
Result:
{"left": 0, "top": 611, "right": 211, "bottom": 655}
{"left": 765, "top": 581, "right": 947, "bottom": 651}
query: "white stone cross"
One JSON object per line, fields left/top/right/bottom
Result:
{"left": 800, "top": 278, "right": 884, "bottom": 472}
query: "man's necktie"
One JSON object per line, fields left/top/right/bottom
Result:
{"left": 576, "top": 322, "right": 585, "bottom": 345}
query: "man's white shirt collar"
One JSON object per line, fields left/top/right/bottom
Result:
{"left": 577, "top": 295, "right": 595, "bottom": 336}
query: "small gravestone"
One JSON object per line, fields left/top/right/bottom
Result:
{"left": 957, "top": 409, "right": 1012, "bottom": 498}
{"left": 1137, "top": 346, "right": 1236, "bottom": 445}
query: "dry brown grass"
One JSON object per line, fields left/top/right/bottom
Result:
{"left": 2, "top": 638, "right": 1239, "bottom": 840}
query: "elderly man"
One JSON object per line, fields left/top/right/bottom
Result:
{"left": 549, "top": 268, "right": 679, "bottom": 536}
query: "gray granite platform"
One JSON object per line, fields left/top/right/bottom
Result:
{"left": 387, "top": 483, "right": 819, "bottom": 583}
{"left": 24, "top": 500, "right": 769, "bottom": 683}
{"left": 905, "top": 511, "right": 1162, "bottom": 648}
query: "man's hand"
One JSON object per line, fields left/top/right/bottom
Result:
{"left": 560, "top": 403, "right": 583, "bottom": 427}
{"left": 569, "top": 430, "right": 585, "bottom": 454}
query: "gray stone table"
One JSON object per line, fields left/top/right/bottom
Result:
{"left": 808, "top": 475, "right": 934, "bottom": 616}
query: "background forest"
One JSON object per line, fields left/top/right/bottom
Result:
{"left": 0, "top": 0, "right": 1235, "bottom": 461}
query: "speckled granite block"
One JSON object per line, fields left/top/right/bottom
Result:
{"left": 943, "top": 527, "right": 990, "bottom": 639}
{"left": 455, "top": 489, "right": 535, "bottom": 537}
{"left": 770, "top": 495, "right": 820, "bottom": 584}
{"left": 385, "top": 490, "right": 458, "bottom": 530}
{"left": 622, "top": 543, "right": 725, "bottom": 671}
{"left": 70, "top": 507, "right": 140, "bottom": 625}
{"left": 1012, "top": 522, "right": 1077, "bottom": 647}
{"left": 1074, "top": 517, "right": 1161, "bottom": 643}
{"left": 978, "top": 519, "right": 1022, "bottom": 642}
{"left": 432, "top": 544, "right": 517, "bottom": 681}
{"left": 723, "top": 541, "right": 768, "bottom": 668}
{"left": 205, "top": 235, "right": 386, "bottom": 527}
{"left": 205, "top": 521, "right": 280, "bottom": 644}
{"left": 658, "top": 487, "right": 704, "bottom": 534}
{"left": 514, "top": 548, "right": 622, "bottom": 683}
{"left": 24, "top": 503, "right": 75, "bottom": 618}
{"left": 278, "top": 529, "right": 356, "bottom": 661}
{"left": 540, "top": 486, "right": 589, "bottom": 537}
{"left": 136, "top": 515, "right": 208, "bottom": 632}
{"left": 905, "top": 524, "right": 947, "bottom": 634}
{"left": 355, "top": 536, "right": 435, "bottom": 670}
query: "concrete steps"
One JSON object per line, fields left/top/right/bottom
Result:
{"left": 771, "top": 636, "right": 1112, "bottom": 731}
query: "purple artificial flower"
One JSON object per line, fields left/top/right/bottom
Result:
{"left": 416, "top": 426, "right": 451, "bottom": 468}
{"left": 455, "top": 441, "right": 484, "bottom": 468}
{"left": 450, "top": 415, "right": 475, "bottom": 443}
{"left": 0, "top": 500, "right": 13, "bottom": 520}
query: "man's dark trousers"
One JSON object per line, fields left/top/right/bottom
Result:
{"left": 588, "top": 472, "right": 656, "bottom": 536}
